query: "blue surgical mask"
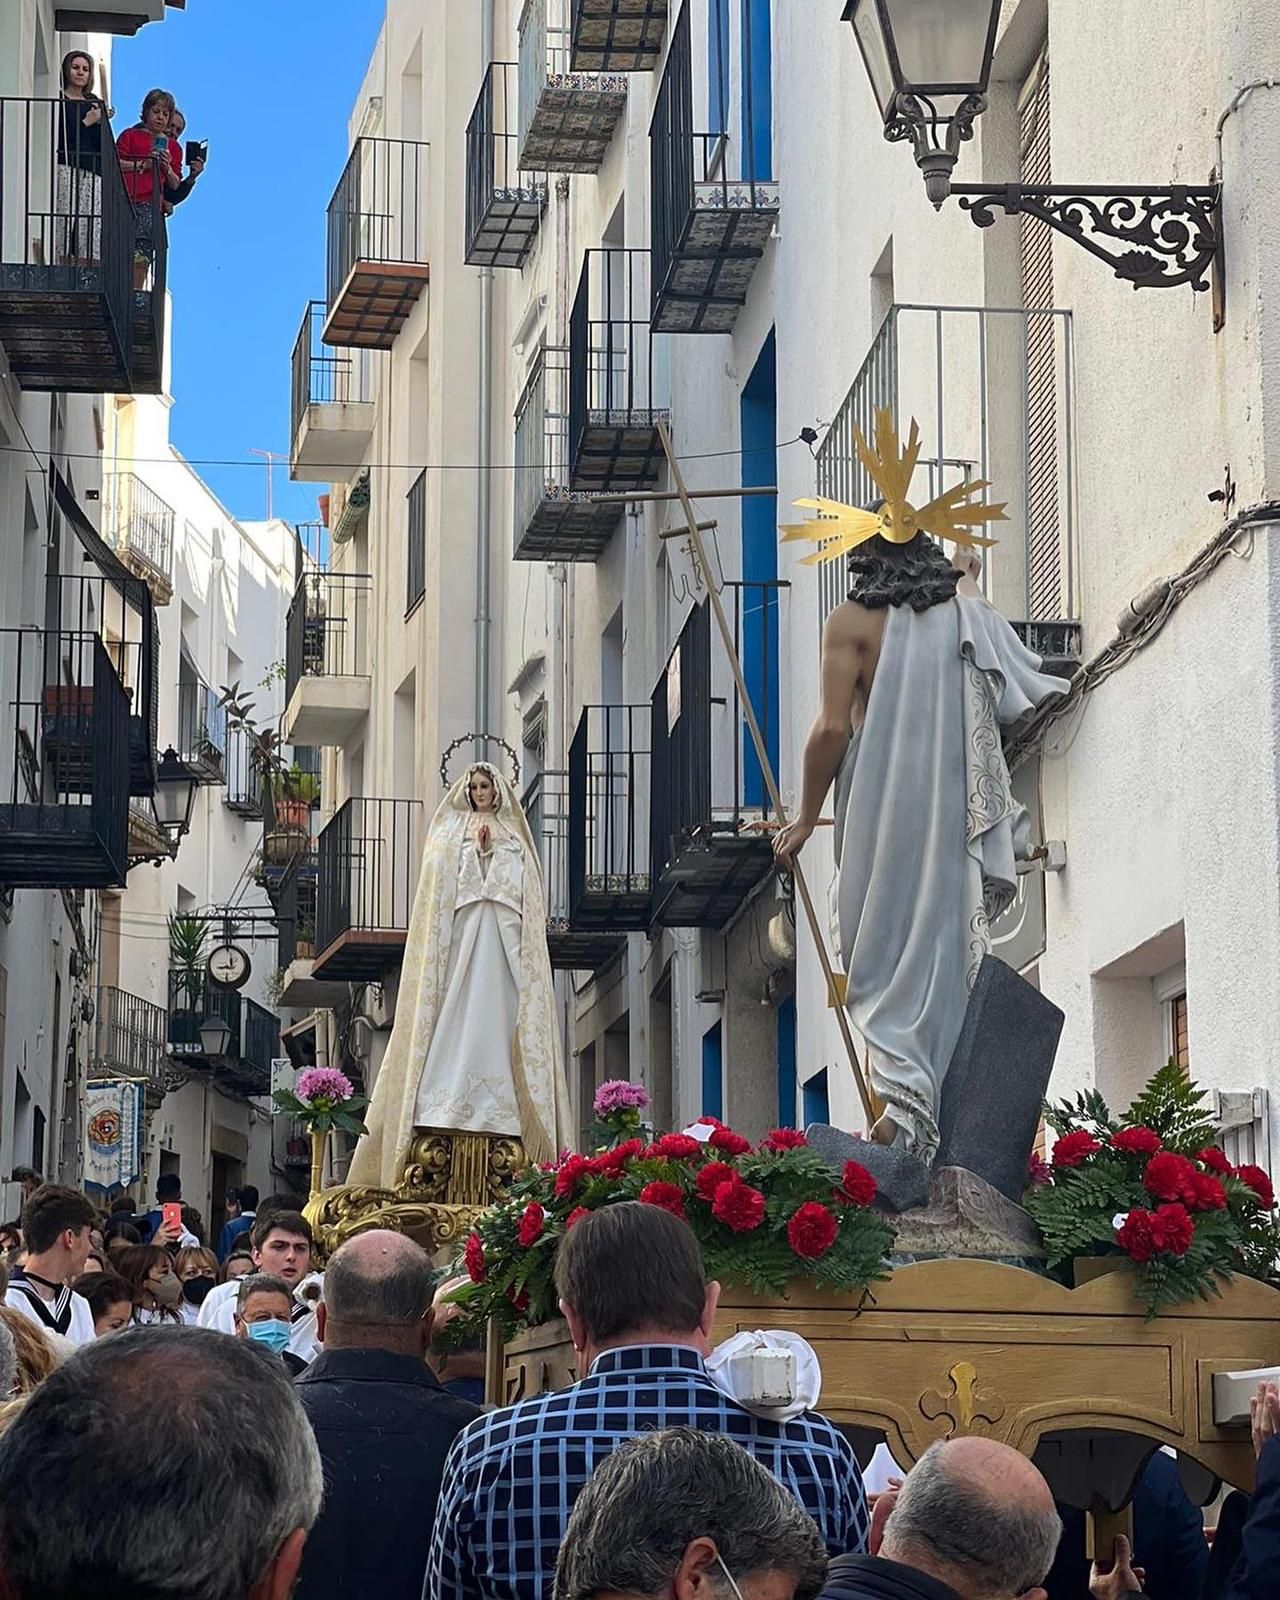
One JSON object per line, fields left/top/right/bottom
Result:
{"left": 246, "top": 1319, "right": 291, "bottom": 1356}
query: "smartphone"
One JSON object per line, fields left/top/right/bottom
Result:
{"left": 186, "top": 139, "right": 207, "bottom": 164}
{"left": 162, "top": 1202, "right": 183, "bottom": 1235}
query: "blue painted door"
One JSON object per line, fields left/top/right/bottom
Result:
{"left": 741, "top": 0, "right": 772, "bottom": 181}
{"left": 740, "top": 330, "right": 778, "bottom": 809}
{"left": 709, "top": 0, "right": 730, "bottom": 137}
{"left": 802, "top": 1068, "right": 830, "bottom": 1128}
{"left": 702, "top": 1020, "right": 724, "bottom": 1119}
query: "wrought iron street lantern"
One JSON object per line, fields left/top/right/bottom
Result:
{"left": 198, "top": 1015, "right": 232, "bottom": 1058}
{"left": 153, "top": 746, "right": 198, "bottom": 845}
{"left": 844, "top": 0, "right": 1001, "bottom": 206}
{"left": 842, "top": 0, "right": 1222, "bottom": 294}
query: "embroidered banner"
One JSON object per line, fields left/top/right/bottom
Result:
{"left": 83, "top": 1079, "right": 143, "bottom": 1193}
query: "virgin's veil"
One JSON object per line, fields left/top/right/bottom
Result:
{"left": 348, "top": 763, "right": 572, "bottom": 1188}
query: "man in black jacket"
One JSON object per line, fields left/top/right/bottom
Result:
{"left": 292, "top": 1229, "right": 481, "bottom": 1600}
{"left": 821, "top": 1438, "right": 1061, "bottom": 1600}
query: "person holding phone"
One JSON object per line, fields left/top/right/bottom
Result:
{"left": 115, "top": 88, "right": 182, "bottom": 288}
{"left": 166, "top": 109, "right": 206, "bottom": 210}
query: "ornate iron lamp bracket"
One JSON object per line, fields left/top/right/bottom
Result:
{"left": 952, "top": 183, "right": 1222, "bottom": 292}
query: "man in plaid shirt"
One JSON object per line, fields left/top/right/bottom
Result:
{"left": 426, "top": 1203, "right": 867, "bottom": 1600}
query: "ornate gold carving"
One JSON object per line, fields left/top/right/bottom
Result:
{"left": 920, "top": 1360, "right": 1006, "bottom": 1437}
{"left": 306, "top": 1128, "right": 528, "bottom": 1262}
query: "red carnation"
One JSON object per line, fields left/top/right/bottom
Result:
{"left": 1188, "top": 1171, "right": 1227, "bottom": 1212}
{"left": 588, "top": 1138, "right": 646, "bottom": 1177}
{"left": 517, "top": 1202, "right": 545, "bottom": 1247}
{"left": 1143, "top": 1152, "right": 1200, "bottom": 1205}
{"left": 506, "top": 1284, "right": 530, "bottom": 1314}
{"left": 836, "top": 1159, "right": 878, "bottom": 1209}
{"left": 1110, "top": 1127, "right": 1162, "bottom": 1157}
{"left": 1052, "top": 1131, "right": 1102, "bottom": 1169}
{"left": 566, "top": 1207, "right": 591, "bottom": 1229}
{"left": 1197, "top": 1146, "right": 1232, "bottom": 1175}
{"left": 787, "top": 1201, "right": 839, "bottom": 1259}
{"left": 639, "top": 1181, "right": 686, "bottom": 1219}
{"left": 1236, "top": 1165, "right": 1276, "bottom": 1209}
{"left": 464, "top": 1233, "right": 486, "bottom": 1283}
{"left": 1148, "top": 1202, "right": 1194, "bottom": 1257}
{"left": 695, "top": 1161, "right": 738, "bottom": 1203}
{"left": 712, "top": 1177, "right": 766, "bottom": 1233}
{"left": 763, "top": 1128, "right": 808, "bottom": 1152}
{"left": 649, "top": 1133, "right": 703, "bottom": 1162}
{"left": 1115, "top": 1209, "right": 1155, "bottom": 1262}
{"left": 709, "top": 1127, "right": 753, "bottom": 1158}
{"left": 554, "top": 1154, "right": 590, "bottom": 1199}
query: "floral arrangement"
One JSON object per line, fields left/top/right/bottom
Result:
{"left": 447, "top": 1113, "right": 895, "bottom": 1345}
{"left": 273, "top": 1066, "right": 369, "bottom": 1138}
{"left": 1024, "top": 1061, "right": 1280, "bottom": 1316}
{"left": 590, "top": 1080, "right": 651, "bottom": 1147}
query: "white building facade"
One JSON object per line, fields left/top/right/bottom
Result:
{"left": 289, "top": 0, "right": 1280, "bottom": 1176}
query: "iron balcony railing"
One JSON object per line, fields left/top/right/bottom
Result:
{"left": 315, "top": 797, "right": 421, "bottom": 957}
{"left": 93, "top": 985, "right": 169, "bottom": 1093}
{"left": 815, "top": 304, "right": 1078, "bottom": 642}
{"left": 568, "top": 247, "right": 666, "bottom": 489}
{"left": 276, "top": 849, "right": 318, "bottom": 969}
{"left": 237, "top": 999, "right": 278, "bottom": 1094}
{"left": 523, "top": 770, "right": 571, "bottom": 926}
{"left": 406, "top": 469, "right": 426, "bottom": 614}
{"left": 223, "top": 724, "right": 263, "bottom": 816}
{"left": 515, "top": 345, "right": 571, "bottom": 537}
{"left": 290, "top": 300, "right": 373, "bottom": 448}
{"left": 0, "top": 629, "right": 130, "bottom": 889}
{"left": 568, "top": 704, "right": 652, "bottom": 919}
{"left": 649, "top": 3, "right": 779, "bottom": 333}
{"left": 0, "top": 97, "right": 135, "bottom": 391}
{"left": 519, "top": 0, "right": 627, "bottom": 172}
{"left": 284, "top": 571, "right": 373, "bottom": 708}
{"left": 650, "top": 580, "right": 786, "bottom": 875}
{"left": 103, "top": 471, "right": 175, "bottom": 584}
{"left": 466, "top": 61, "right": 547, "bottom": 270}
{"left": 176, "top": 679, "right": 227, "bottom": 780}
{"left": 325, "top": 136, "right": 429, "bottom": 310}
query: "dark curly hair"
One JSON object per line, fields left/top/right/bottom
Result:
{"left": 846, "top": 532, "right": 960, "bottom": 613}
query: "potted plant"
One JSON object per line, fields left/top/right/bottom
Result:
{"left": 168, "top": 914, "right": 207, "bottom": 1009}
{"left": 296, "top": 916, "right": 316, "bottom": 960}
{"left": 271, "top": 764, "right": 319, "bottom": 831}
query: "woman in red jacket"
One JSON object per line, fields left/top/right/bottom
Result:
{"left": 115, "top": 89, "right": 181, "bottom": 289}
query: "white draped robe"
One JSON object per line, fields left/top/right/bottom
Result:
{"left": 832, "top": 594, "right": 1066, "bottom": 1160}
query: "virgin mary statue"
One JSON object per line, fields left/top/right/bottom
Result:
{"left": 349, "top": 762, "right": 572, "bottom": 1189}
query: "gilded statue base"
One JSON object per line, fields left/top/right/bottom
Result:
{"left": 304, "top": 1128, "right": 526, "bottom": 1262}
{"left": 497, "top": 1258, "right": 1280, "bottom": 1496}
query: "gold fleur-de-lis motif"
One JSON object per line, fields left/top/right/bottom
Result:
{"left": 919, "top": 1360, "right": 1006, "bottom": 1437}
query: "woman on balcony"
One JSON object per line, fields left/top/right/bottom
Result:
{"left": 115, "top": 89, "right": 182, "bottom": 290}
{"left": 350, "top": 763, "right": 572, "bottom": 1189}
{"left": 56, "top": 51, "right": 107, "bottom": 265}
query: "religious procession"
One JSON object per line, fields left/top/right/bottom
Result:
{"left": 1, "top": 0, "right": 1279, "bottom": 1597}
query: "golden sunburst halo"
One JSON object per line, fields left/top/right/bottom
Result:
{"left": 779, "top": 407, "right": 1008, "bottom": 566}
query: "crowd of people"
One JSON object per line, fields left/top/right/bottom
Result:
{"left": 55, "top": 51, "right": 205, "bottom": 279}
{"left": 0, "top": 1185, "right": 1275, "bottom": 1600}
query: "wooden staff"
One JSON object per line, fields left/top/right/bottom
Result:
{"left": 656, "top": 420, "right": 882, "bottom": 1127}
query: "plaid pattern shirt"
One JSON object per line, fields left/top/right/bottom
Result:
{"left": 425, "top": 1344, "right": 868, "bottom": 1600}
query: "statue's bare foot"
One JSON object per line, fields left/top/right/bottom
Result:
{"left": 870, "top": 1113, "right": 899, "bottom": 1146}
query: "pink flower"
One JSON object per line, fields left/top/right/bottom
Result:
{"left": 1052, "top": 1131, "right": 1102, "bottom": 1169}
{"left": 594, "top": 1079, "right": 651, "bottom": 1117}
{"left": 517, "top": 1203, "right": 545, "bottom": 1247}
{"left": 640, "top": 1181, "right": 686, "bottom": 1219}
{"left": 762, "top": 1128, "right": 808, "bottom": 1152}
{"left": 295, "top": 1066, "right": 355, "bottom": 1105}
{"left": 711, "top": 1178, "right": 766, "bottom": 1233}
{"left": 788, "top": 1202, "right": 839, "bottom": 1259}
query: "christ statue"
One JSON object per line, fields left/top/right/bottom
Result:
{"left": 774, "top": 421, "right": 1066, "bottom": 1161}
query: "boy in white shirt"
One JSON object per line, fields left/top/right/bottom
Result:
{"left": 4, "top": 1184, "right": 97, "bottom": 1346}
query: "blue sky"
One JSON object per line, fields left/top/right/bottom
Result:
{"left": 110, "top": 0, "right": 385, "bottom": 522}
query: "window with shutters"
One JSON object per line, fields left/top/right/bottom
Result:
{"left": 1019, "top": 51, "right": 1064, "bottom": 623}
{"left": 1170, "top": 993, "right": 1190, "bottom": 1074}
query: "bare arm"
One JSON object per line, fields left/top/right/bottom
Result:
{"left": 773, "top": 607, "right": 862, "bottom": 868}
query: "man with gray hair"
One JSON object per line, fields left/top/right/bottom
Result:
{"left": 556, "top": 1428, "right": 830, "bottom": 1600}
{"left": 293, "top": 1228, "right": 481, "bottom": 1600}
{"left": 0, "top": 1324, "right": 322, "bottom": 1600}
{"left": 821, "top": 1438, "right": 1062, "bottom": 1600}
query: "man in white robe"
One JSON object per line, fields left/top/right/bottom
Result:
{"left": 775, "top": 537, "right": 1066, "bottom": 1160}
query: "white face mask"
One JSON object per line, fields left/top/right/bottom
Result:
{"left": 715, "top": 1553, "right": 749, "bottom": 1600}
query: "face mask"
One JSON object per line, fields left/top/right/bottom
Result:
{"left": 153, "top": 1272, "right": 183, "bottom": 1309}
{"left": 247, "top": 1319, "right": 292, "bottom": 1356}
{"left": 181, "top": 1275, "right": 215, "bottom": 1307}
